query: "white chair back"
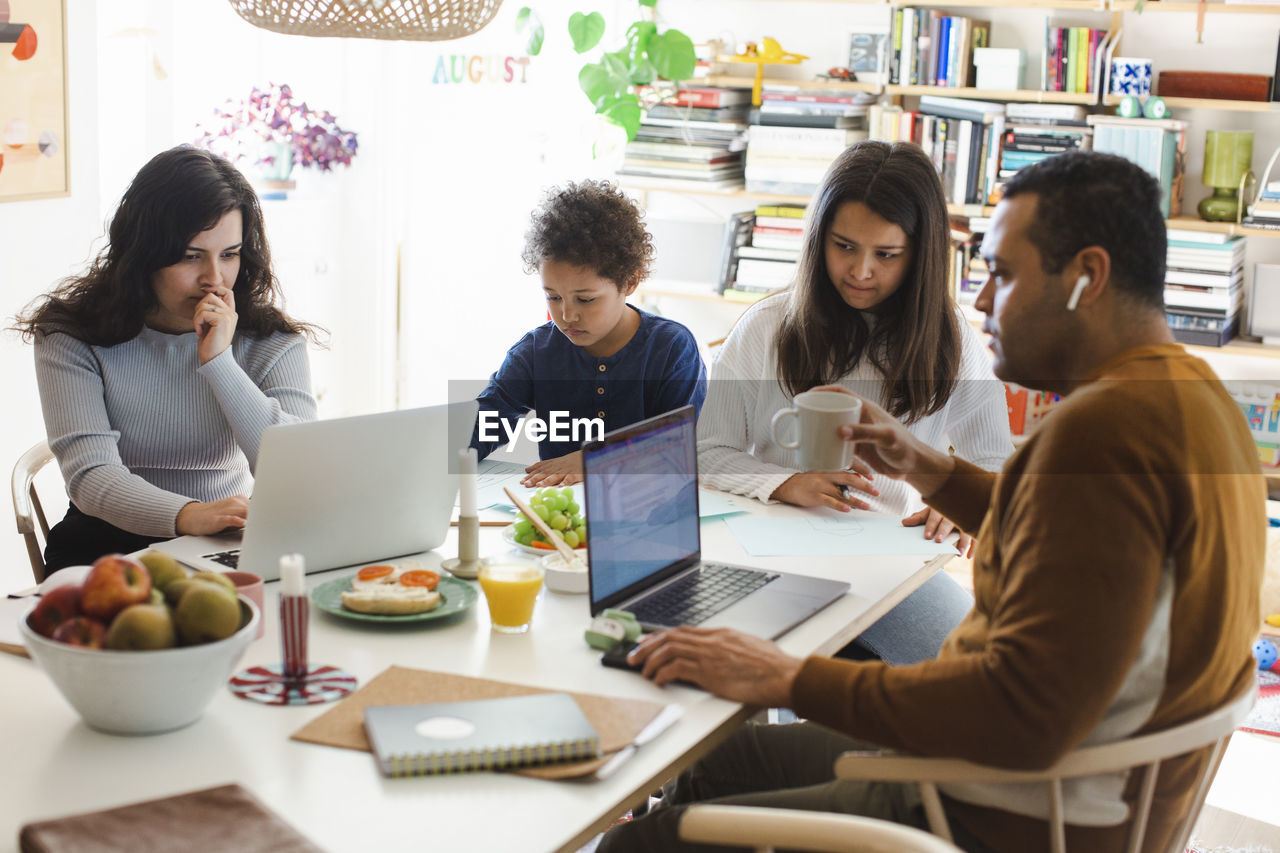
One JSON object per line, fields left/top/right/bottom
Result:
{"left": 12, "top": 440, "right": 55, "bottom": 583}
{"left": 833, "top": 685, "right": 1257, "bottom": 853}
{"left": 678, "top": 804, "right": 964, "bottom": 853}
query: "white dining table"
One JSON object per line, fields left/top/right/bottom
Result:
{"left": 0, "top": 500, "right": 952, "bottom": 853}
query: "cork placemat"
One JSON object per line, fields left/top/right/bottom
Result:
{"left": 290, "top": 665, "right": 668, "bottom": 779}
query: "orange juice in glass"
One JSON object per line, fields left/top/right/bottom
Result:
{"left": 478, "top": 561, "right": 544, "bottom": 633}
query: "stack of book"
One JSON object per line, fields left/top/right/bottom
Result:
{"left": 1163, "top": 230, "right": 1245, "bottom": 346}
{"left": 1042, "top": 26, "right": 1111, "bottom": 94}
{"left": 950, "top": 215, "right": 991, "bottom": 307}
{"left": 1243, "top": 181, "right": 1280, "bottom": 231}
{"left": 994, "top": 104, "right": 1091, "bottom": 203}
{"left": 753, "top": 85, "right": 873, "bottom": 129}
{"left": 618, "top": 87, "right": 748, "bottom": 189}
{"left": 723, "top": 203, "right": 806, "bottom": 302}
{"left": 887, "top": 9, "right": 991, "bottom": 88}
{"left": 744, "top": 126, "right": 867, "bottom": 196}
{"left": 1086, "top": 115, "right": 1187, "bottom": 218}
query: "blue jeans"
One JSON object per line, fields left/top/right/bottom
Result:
{"left": 844, "top": 569, "right": 973, "bottom": 665}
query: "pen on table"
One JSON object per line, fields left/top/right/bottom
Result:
{"left": 1270, "top": 517, "right": 1280, "bottom": 528}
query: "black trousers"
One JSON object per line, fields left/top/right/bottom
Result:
{"left": 43, "top": 503, "right": 165, "bottom": 575}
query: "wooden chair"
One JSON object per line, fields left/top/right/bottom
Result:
{"left": 12, "top": 440, "right": 55, "bottom": 583}
{"left": 832, "top": 685, "right": 1256, "bottom": 853}
{"left": 679, "top": 805, "right": 963, "bottom": 853}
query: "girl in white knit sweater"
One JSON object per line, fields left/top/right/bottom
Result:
{"left": 698, "top": 140, "right": 1013, "bottom": 661}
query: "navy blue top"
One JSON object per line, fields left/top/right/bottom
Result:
{"left": 471, "top": 306, "right": 708, "bottom": 460}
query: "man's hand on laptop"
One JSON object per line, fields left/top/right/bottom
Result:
{"left": 520, "top": 450, "right": 583, "bottom": 488}
{"left": 818, "top": 387, "right": 956, "bottom": 500}
{"left": 627, "top": 626, "right": 803, "bottom": 706}
{"left": 176, "top": 495, "right": 250, "bottom": 536}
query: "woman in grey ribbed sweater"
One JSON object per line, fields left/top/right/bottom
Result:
{"left": 15, "top": 146, "right": 319, "bottom": 573}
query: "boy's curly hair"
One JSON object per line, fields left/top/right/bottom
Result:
{"left": 521, "top": 180, "right": 654, "bottom": 291}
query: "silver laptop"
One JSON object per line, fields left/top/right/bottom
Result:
{"left": 583, "top": 406, "right": 849, "bottom": 639}
{"left": 154, "top": 401, "right": 478, "bottom": 581}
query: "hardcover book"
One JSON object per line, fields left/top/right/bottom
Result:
{"left": 364, "top": 692, "right": 600, "bottom": 776}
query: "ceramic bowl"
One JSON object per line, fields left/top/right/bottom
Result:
{"left": 20, "top": 596, "right": 259, "bottom": 735}
{"left": 540, "top": 552, "right": 589, "bottom": 594}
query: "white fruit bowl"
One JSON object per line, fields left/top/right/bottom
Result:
{"left": 20, "top": 596, "right": 259, "bottom": 736}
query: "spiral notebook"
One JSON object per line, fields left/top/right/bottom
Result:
{"left": 363, "top": 692, "right": 600, "bottom": 776}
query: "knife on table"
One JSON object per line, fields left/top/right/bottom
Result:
{"left": 595, "top": 703, "right": 684, "bottom": 781}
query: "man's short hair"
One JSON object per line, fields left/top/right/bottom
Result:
{"left": 1001, "top": 151, "right": 1166, "bottom": 309}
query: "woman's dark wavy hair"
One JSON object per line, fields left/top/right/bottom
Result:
{"left": 15, "top": 145, "right": 319, "bottom": 346}
{"left": 775, "top": 140, "right": 960, "bottom": 423}
{"left": 520, "top": 179, "right": 654, "bottom": 290}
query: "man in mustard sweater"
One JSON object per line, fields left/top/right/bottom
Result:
{"left": 600, "top": 151, "right": 1264, "bottom": 853}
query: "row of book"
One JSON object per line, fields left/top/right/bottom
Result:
{"left": 887, "top": 9, "right": 990, "bottom": 88}
{"left": 1044, "top": 27, "right": 1111, "bottom": 94}
{"left": 1163, "top": 230, "right": 1246, "bottom": 347}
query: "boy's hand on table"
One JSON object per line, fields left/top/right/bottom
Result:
{"left": 520, "top": 450, "right": 583, "bottom": 488}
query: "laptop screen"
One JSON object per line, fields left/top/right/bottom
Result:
{"left": 584, "top": 406, "right": 701, "bottom": 612}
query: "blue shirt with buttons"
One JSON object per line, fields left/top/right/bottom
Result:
{"left": 470, "top": 306, "right": 708, "bottom": 460}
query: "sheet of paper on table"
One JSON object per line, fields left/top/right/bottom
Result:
{"left": 724, "top": 513, "right": 958, "bottom": 557}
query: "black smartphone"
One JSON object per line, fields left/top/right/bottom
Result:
{"left": 600, "top": 640, "right": 642, "bottom": 672}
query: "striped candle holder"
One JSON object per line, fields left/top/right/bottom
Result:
{"left": 229, "top": 592, "right": 356, "bottom": 706}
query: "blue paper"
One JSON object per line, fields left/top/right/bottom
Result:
{"left": 698, "top": 490, "right": 748, "bottom": 519}
{"left": 724, "top": 514, "right": 957, "bottom": 557}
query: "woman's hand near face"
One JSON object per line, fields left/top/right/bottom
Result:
{"left": 195, "top": 287, "right": 238, "bottom": 365}
{"left": 520, "top": 450, "right": 584, "bottom": 488}
{"left": 770, "top": 460, "right": 879, "bottom": 512}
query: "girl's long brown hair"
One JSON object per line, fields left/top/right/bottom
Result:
{"left": 775, "top": 140, "right": 959, "bottom": 423}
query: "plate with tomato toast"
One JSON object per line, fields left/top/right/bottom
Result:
{"left": 311, "top": 561, "right": 477, "bottom": 624}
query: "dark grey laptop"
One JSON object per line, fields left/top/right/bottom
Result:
{"left": 583, "top": 406, "right": 849, "bottom": 639}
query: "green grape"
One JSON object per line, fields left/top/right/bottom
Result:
{"left": 574, "top": 525, "right": 586, "bottom": 541}
{"left": 514, "top": 519, "right": 533, "bottom": 535}
{"left": 560, "top": 487, "right": 574, "bottom": 499}
{"left": 566, "top": 500, "right": 580, "bottom": 514}
{"left": 515, "top": 530, "right": 534, "bottom": 546}
{"left": 529, "top": 495, "right": 543, "bottom": 507}
{"left": 534, "top": 505, "right": 550, "bottom": 522}
{"left": 569, "top": 513, "right": 582, "bottom": 527}
{"left": 538, "top": 487, "right": 556, "bottom": 500}
{"left": 549, "top": 512, "right": 569, "bottom": 530}
{"left": 562, "top": 529, "right": 580, "bottom": 548}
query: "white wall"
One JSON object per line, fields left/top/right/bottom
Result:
{"left": 1, "top": 0, "right": 100, "bottom": 589}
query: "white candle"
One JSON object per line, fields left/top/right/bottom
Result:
{"left": 459, "top": 447, "right": 478, "bottom": 518}
{"left": 280, "top": 553, "right": 305, "bottom": 596}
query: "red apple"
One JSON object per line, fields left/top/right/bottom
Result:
{"left": 27, "top": 584, "right": 82, "bottom": 638}
{"left": 80, "top": 554, "right": 152, "bottom": 622}
{"left": 50, "top": 616, "right": 108, "bottom": 648}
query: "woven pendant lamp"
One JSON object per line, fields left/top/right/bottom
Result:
{"left": 227, "top": 0, "right": 504, "bottom": 41}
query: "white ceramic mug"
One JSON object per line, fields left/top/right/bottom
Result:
{"left": 770, "top": 390, "right": 863, "bottom": 471}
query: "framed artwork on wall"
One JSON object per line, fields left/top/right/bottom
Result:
{"left": 0, "top": 0, "right": 69, "bottom": 202}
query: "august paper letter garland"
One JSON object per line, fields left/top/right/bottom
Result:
{"left": 363, "top": 692, "right": 600, "bottom": 776}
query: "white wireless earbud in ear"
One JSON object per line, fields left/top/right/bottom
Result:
{"left": 1066, "top": 274, "right": 1090, "bottom": 312}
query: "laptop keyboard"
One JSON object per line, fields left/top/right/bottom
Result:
{"left": 201, "top": 549, "right": 241, "bottom": 569}
{"left": 629, "top": 563, "right": 779, "bottom": 627}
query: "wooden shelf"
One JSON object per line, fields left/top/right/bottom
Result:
{"left": 888, "top": 85, "right": 1098, "bottom": 103}
{"left": 1166, "top": 215, "right": 1280, "bottom": 239}
{"left": 697, "top": 75, "right": 882, "bottom": 93}
{"left": 1112, "top": 0, "right": 1280, "bottom": 11}
{"left": 1103, "top": 94, "right": 1278, "bottom": 112}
